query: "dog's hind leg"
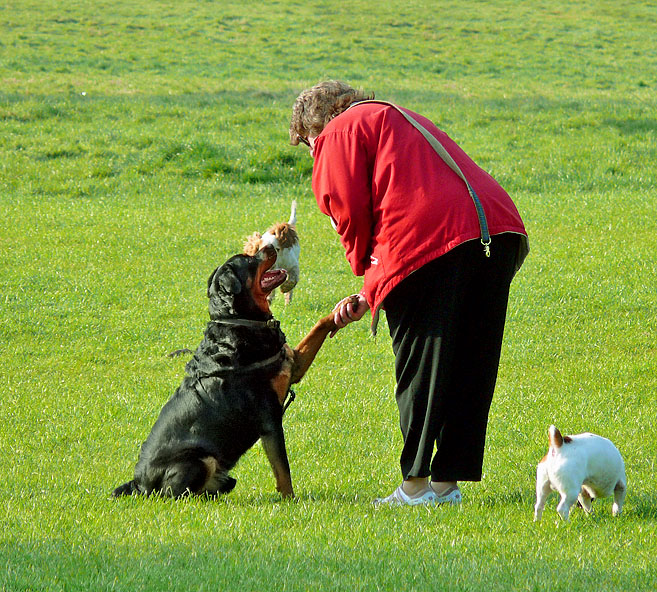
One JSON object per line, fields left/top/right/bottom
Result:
{"left": 578, "top": 487, "right": 594, "bottom": 514}
{"left": 556, "top": 489, "right": 579, "bottom": 521}
{"left": 200, "top": 457, "right": 237, "bottom": 496}
{"left": 613, "top": 479, "right": 626, "bottom": 516}
{"left": 261, "top": 428, "right": 294, "bottom": 498}
{"left": 534, "top": 463, "right": 552, "bottom": 521}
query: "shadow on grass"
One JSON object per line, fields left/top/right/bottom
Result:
{"left": 627, "top": 493, "right": 657, "bottom": 521}
{"left": 107, "top": 488, "right": 370, "bottom": 508}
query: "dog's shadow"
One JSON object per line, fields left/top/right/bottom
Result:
{"left": 626, "top": 493, "right": 657, "bottom": 521}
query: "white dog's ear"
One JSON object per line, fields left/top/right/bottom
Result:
{"left": 243, "top": 232, "right": 262, "bottom": 256}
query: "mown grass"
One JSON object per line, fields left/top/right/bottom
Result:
{"left": 1, "top": 0, "right": 656, "bottom": 590}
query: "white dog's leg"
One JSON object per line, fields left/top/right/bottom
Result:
{"left": 613, "top": 480, "right": 626, "bottom": 516}
{"left": 578, "top": 487, "right": 594, "bottom": 514}
{"left": 534, "top": 466, "right": 552, "bottom": 521}
{"left": 556, "top": 489, "right": 579, "bottom": 521}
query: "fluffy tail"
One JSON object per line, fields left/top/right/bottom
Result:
{"left": 288, "top": 200, "right": 297, "bottom": 227}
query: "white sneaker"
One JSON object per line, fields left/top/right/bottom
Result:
{"left": 431, "top": 485, "right": 462, "bottom": 505}
{"left": 373, "top": 484, "right": 438, "bottom": 507}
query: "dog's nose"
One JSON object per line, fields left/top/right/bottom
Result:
{"left": 259, "top": 245, "right": 277, "bottom": 261}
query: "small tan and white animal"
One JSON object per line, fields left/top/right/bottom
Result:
{"left": 244, "top": 201, "right": 300, "bottom": 305}
{"left": 534, "top": 425, "right": 626, "bottom": 521}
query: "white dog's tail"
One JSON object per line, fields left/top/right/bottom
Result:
{"left": 288, "top": 200, "right": 297, "bottom": 227}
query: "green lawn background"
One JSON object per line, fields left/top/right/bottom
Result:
{"left": 1, "top": 1, "right": 656, "bottom": 590}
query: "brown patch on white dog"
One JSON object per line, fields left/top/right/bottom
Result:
{"left": 244, "top": 201, "right": 300, "bottom": 305}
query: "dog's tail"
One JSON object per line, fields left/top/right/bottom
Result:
{"left": 549, "top": 425, "right": 572, "bottom": 448}
{"left": 288, "top": 200, "right": 297, "bottom": 227}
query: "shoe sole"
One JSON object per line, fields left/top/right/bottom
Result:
{"left": 373, "top": 487, "right": 462, "bottom": 507}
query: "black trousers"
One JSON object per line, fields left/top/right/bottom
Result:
{"left": 385, "top": 234, "right": 521, "bottom": 482}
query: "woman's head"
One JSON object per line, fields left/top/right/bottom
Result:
{"left": 289, "top": 81, "right": 374, "bottom": 145}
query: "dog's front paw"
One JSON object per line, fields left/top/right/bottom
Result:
{"left": 280, "top": 488, "right": 295, "bottom": 500}
{"left": 112, "top": 480, "right": 140, "bottom": 497}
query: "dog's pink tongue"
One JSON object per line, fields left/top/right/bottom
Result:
{"left": 261, "top": 269, "right": 287, "bottom": 292}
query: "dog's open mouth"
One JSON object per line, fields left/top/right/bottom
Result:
{"left": 260, "top": 269, "right": 288, "bottom": 293}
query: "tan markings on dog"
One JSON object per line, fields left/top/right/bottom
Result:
{"left": 201, "top": 456, "right": 219, "bottom": 490}
{"left": 539, "top": 454, "right": 548, "bottom": 464}
{"left": 251, "top": 256, "right": 274, "bottom": 315}
{"left": 243, "top": 232, "right": 262, "bottom": 256}
{"left": 550, "top": 427, "right": 564, "bottom": 448}
{"left": 289, "top": 314, "right": 338, "bottom": 384}
{"left": 202, "top": 456, "right": 218, "bottom": 476}
{"left": 271, "top": 345, "right": 294, "bottom": 405}
{"left": 270, "top": 223, "right": 298, "bottom": 249}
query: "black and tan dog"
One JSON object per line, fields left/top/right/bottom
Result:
{"left": 113, "top": 246, "right": 345, "bottom": 500}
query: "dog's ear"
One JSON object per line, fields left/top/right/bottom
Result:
{"left": 276, "top": 225, "right": 289, "bottom": 246}
{"left": 243, "top": 232, "right": 262, "bottom": 256}
{"left": 207, "top": 267, "right": 220, "bottom": 296}
{"left": 207, "top": 265, "right": 242, "bottom": 298}
{"left": 273, "top": 224, "right": 298, "bottom": 249}
{"left": 207, "top": 263, "right": 243, "bottom": 319}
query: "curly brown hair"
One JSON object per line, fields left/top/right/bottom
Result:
{"left": 289, "top": 80, "right": 374, "bottom": 145}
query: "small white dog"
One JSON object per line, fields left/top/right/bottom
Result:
{"left": 534, "top": 425, "right": 626, "bottom": 521}
{"left": 243, "top": 201, "right": 300, "bottom": 305}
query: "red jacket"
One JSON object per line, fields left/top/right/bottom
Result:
{"left": 312, "top": 102, "right": 528, "bottom": 320}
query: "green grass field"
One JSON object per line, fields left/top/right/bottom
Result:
{"left": 1, "top": 1, "right": 656, "bottom": 590}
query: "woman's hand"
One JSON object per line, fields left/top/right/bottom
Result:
{"left": 330, "top": 293, "right": 369, "bottom": 337}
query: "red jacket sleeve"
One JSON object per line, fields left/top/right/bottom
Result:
{"left": 311, "top": 131, "right": 373, "bottom": 276}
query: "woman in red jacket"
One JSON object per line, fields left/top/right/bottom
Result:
{"left": 290, "top": 81, "right": 529, "bottom": 506}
